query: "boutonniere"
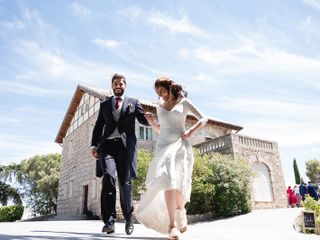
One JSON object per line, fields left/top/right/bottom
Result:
{"left": 128, "top": 103, "right": 133, "bottom": 111}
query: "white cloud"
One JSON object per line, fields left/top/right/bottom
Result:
{"left": 120, "top": 7, "right": 208, "bottom": 38}
{"left": 22, "top": 8, "right": 60, "bottom": 44}
{"left": 181, "top": 44, "right": 256, "bottom": 66}
{"left": 9, "top": 40, "right": 115, "bottom": 87}
{"left": 70, "top": 2, "right": 92, "bottom": 17}
{"left": 0, "top": 8, "right": 148, "bottom": 87}
{"left": 14, "top": 41, "right": 67, "bottom": 76}
{"left": 241, "top": 119, "right": 320, "bottom": 146}
{"left": 304, "top": 0, "right": 320, "bottom": 10}
{"left": 180, "top": 43, "right": 320, "bottom": 91}
{"left": 15, "top": 105, "right": 62, "bottom": 116}
{"left": 119, "top": 7, "right": 143, "bottom": 21}
{"left": 193, "top": 72, "right": 221, "bottom": 86}
{"left": 0, "top": 117, "right": 21, "bottom": 124}
{"left": 217, "top": 96, "right": 320, "bottom": 119}
{"left": 185, "top": 44, "right": 320, "bottom": 71}
{"left": 1, "top": 17, "right": 25, "bottom": 30}
{"left": 302, "top": 16, "right": 320, "bottom": 37}
{"left": 93, "top": 38, "right": 121, "bottom": 50}
{"left": 148, "top": 12, "right": 208, "bottom": 38}
{"left": 0, "top": 8, "right": 120, "bottom": 88}
{"left": 0, "top": 80, "right": 61, "bottom": 96}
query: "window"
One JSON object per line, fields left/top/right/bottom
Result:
{"left": 146, "top": 127, "right": 152, "bottom": 141}
{"left": 68, "top": 181, "right": 73, "bottom": 198}
{"left": 139, "top": 126, "right": 145, "bottom": 140}
{"left": 139, "top": 125, "right": 153, "bottom": 141}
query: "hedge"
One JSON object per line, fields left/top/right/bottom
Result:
{"left": 209, "top": 152, "right": 253, "bottom": 217}
{"left": 0, "top": 205, "right": 24, "bottom": 222}
{"left": 135, "top": 149, "right": 253, "bottom": 217}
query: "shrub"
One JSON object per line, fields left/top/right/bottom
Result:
{"left": 134, "top": 148, "right": 215, "bottom": 214}
{"left": 133, "top": 149, "right": 153, "bottom": 200}
{"left": 133, "top": 149, "right": 253, "bottom": 218}
{"left": 0, "top": 205, "right": 24, "bottom": 222}
{"left": 209, "top": 152, "right": 253, "bottom": 217}
{"left": 186, "top": 149, "right": 215, "bottom": 214}
{"left": 302, "top": 195, "right": 320, "bottom": 223}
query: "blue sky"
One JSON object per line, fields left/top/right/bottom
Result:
{"left": 0, "top": 0, "right": 319, "bottom": 186}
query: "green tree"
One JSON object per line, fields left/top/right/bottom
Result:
{"left": 0, "top": 153, "right": 60, "bottom": 216}
{"left": 293, "top": 158, "right": 301, "bottom": 184}
{"left": 0, "top": 181, "right": 22, "bottom": 206}
{"left": 305, "top": 159, "right": 320, "bottom": 183}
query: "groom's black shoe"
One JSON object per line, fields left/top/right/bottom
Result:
{"left": 102, "top": 223, "right": 115, "bottom": 234}
{"left": 125, "top": 218, "right": 134, "bottom": 235}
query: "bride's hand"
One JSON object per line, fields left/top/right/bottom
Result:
{"left": 181, "top": 129, "right": 192, "bottom": 140}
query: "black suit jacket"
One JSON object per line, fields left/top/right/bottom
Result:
{"left": 91, "top": 95, "right": 149, "bottom": 179}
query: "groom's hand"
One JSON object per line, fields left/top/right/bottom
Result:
{"left": 145, "top": 112, "right": 154, "bottom": 122}
{"left": 91, "top": 147, "right": 100, "bottom": 159}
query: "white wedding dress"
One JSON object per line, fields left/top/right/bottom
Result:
{"left": 135, "top": 98, "right": 207, "bottom": 234}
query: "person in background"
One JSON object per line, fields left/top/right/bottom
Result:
{"left": 299, "top": 181, "right": 308, "bottom": 201}
{"left": 307, "top": 181, "right": 319, "bottom": 201}
{"left": 294, "top": 185, "right": 301, "bottom": 207}
{"left": 286, "top": 186, "right": 297, "bottom": 208}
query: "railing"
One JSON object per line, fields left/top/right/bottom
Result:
{"left": 238, "top": 135, "right": 274, "bottom": 150}
{"left": 194, "top": 133, "right": 276, "bottom": 155}
{"left": 195, "top": 134, "right": 231, "bottom": 155}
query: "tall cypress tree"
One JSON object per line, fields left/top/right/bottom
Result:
{"left": 293, "top": 158, "right": 301, "bottom": 184}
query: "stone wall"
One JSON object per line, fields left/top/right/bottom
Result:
{"left": 57, "top": 113, "right": 100, "bottom": 217}
{"left": 232, "top": 134, "right": 287, "bottom": 209}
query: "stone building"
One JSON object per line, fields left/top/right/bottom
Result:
{"left": 55, "top": 84, "right": 287, "bottom": 218}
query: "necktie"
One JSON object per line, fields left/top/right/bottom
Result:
{"left": 115, "top": 97, "right": 121, "bottom": 109}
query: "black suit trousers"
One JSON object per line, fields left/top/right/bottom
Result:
{"left": 100, "top": 139, "right": 133, "bottom": 225}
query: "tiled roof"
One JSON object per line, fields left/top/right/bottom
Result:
{"left": 55, "top": 84, "right": 243, "bottom": 144}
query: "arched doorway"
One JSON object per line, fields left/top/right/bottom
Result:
{"left": 252, "top": 162, "right": 273, "bottom": 202}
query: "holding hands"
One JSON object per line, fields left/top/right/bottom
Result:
{"left": 145, "top": 112, "right": 154, "bottom": 124}
{"left": 91, "top": 147, "right": 100, "bottom": 159}
{"left": 144, "top": 112, "right": 160, "bottom": 134}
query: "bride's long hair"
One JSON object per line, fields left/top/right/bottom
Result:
{"left": 154, "top": 76, "right": 187, "bottom": 100}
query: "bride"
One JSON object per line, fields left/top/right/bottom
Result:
{"left": 136, "top": 76, "right": 208, "bottom": 240}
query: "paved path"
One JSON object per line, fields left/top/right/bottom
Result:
{"left": 0, "top": 208, "right": 318, "bottom": 240}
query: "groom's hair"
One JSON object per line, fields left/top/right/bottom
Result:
{"left": 111, "top": 73, "right": 126, "bottom": 84}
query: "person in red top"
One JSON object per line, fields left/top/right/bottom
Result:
{"left": 286, "top": 186, "right": 297, "bottom": 207}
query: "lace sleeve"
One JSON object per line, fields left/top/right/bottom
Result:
{"left": 184, "top": 98, "right": 208, "bottom": 125}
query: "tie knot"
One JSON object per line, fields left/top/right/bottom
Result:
{"left": 115, "top": 97, "right": 121, "bottom": 109}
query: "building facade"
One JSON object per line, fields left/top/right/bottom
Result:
{"left": 55, "top": 85, "right": 287, "bottom": 218}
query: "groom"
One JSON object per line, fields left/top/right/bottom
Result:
{"left": 91, "top": 73, "right": 149, "bottom": 235}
